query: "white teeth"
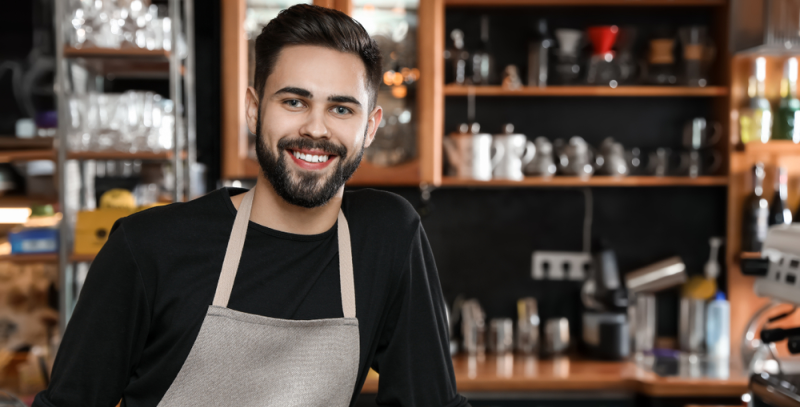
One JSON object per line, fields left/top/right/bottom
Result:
{"left": 292, "top": 151, "right": 330, "bottom": 164}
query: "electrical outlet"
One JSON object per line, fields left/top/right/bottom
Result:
{"left": 532, "top": 251, "right": 592, "bottom": 281}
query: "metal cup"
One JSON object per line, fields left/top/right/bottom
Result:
{"left": 543, "top": 317, "right": 570, "bottom": 356}
{"left": 516, "top": 297, "right": 540, "bottom": 354}
{"left": 679, "top": 297, "right": 706, "bottom": 354}
{"left": 489, "top": 318, "right": 515, "bottom": 354}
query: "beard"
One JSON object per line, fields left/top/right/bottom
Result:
{"left": 255, "top": 112, "right": 365, "bottom": 208}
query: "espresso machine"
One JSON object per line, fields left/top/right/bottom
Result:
{"left": 743, "top": 224, "right": 800, "bottom": 407}
{"left": 581, "top": 241, "right": 630, "bottom": 360}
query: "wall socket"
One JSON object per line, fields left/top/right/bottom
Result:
{"left": 531, "top": 251, "right": 592, "bottom": 281}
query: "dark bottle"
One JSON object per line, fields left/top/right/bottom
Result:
{"left": 527, "top": 18, "right": 553, "bottom": 88}
{"left": 471, "top": 15, "right": 496, "bottom": 85}
{"left": 743, "top": 163, "right": 769, "bottom": 252}
{"left": 447, "top": 29, "right": 470, "bottom": 85}
{"left": 769, "top": 166, "right": 793, "bottom": 226}
{"left": 772, "top": 58, "right": 800, "bottom": 141}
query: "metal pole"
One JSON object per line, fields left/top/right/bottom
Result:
{"left": 170, "top": 0, "right": 184, "bottom": 202}
{"left": 185, "top": 0, "right": 197, "bottom": 199}
{"left": 54, "top": 0, "right": 70, "bottom": 335}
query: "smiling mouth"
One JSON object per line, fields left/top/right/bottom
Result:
{"left": 290, "top": 150, "right": 333, "bottom": 163}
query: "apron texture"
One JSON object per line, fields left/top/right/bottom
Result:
{"left": 156, "top": 188, "right": 360, "bottom": 407}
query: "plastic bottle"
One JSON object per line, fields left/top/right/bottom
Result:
{"left": 705, "top": 291, "right": 730, "bottom": 358}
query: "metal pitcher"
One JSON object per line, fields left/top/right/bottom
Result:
{"left": 493, "top": 124, "right": 535, "bottom": 181}
{"left": 443, "top": 123, "right": 505, "bottom": 181}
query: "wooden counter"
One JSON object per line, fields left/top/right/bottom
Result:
{"left": 361, "top": 354, "right": 749, "bottom": 398}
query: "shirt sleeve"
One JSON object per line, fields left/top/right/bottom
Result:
{"left": 33, "top": 219, "right": 151, "bottom": 407}
{"left": 370, "top": 223, "right": 470, "bottom": 407}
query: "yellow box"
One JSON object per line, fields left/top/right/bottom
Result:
{"left": 74, "top": 209, "right": 133, "bottom": 255}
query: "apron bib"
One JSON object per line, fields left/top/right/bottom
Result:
{"left": 156, "top": 188, "right": 360, "bottom": 406}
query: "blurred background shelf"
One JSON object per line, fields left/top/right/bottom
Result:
{"left": 347, "top": 160, "right": 420, "bottom": 186}
{"left": 741, "top": 140, "right": 800, "bottom": 155}
{"left": 0, "top": 253, "right": 58, "bottom": 264}
{"left": 444, "top": 0, "right": 725, "bottom": 5}
{"left": 443, "top": 85, "right": 730, "bottom": 97}
{"left": 440, "top": 176, "right": 729, "bottom": 187}
{"left": 0, "top": 195, "right": 56, "bottom": 208}
{"left": 63, "top": 47, "right": 181, "bottom": 78}
{"left": 0, "top": 149, "right": 185, "bottom": 163}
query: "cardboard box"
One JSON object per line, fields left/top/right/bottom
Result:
{"left": 73, "top": 209, "right": 133, "bottom": 255}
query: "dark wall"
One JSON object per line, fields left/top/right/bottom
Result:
{"left": 367, "top": 186, "right": 727, "bottom": 339}
{"left": 0, "top": 2, "right": 34, "bottom": 134}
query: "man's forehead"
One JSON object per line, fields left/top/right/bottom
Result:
{"left": 266, "top": 45, "right": 368, "bottom": 101}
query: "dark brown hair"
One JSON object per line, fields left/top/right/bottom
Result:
{"left": 253, "top": 4, "right": 382, "bottom": 110}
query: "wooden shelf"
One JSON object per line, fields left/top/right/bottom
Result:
{"left": 445, "top": 0, "right": 725, "bottom": 6}
{"left": 0, "top": 149, "right": 183, "bottom": 163}
{"left": 440, "top": 175, "right": 729, "bottom": 187}
{"left": 63, "top": 47, "right": 180, "bottom": 78}
{"left": 0, "top": 253, "right": 58, "bottom": 263}
{"left": 741, "top": 140, "right": 800, "bottom": 155}
{"left": 740, "top": 252, "right": 763, "bottom": 260}
{"left": 0, "top": 253, "right": 96, "bottom": 264}
{"left": 64, "top": 47, "right": 171, "bottom": 59}
{"left": 347, "top": 160, "right": 420, "bottom": 186}
{"left": 443, "top": 85, "right": 729, "bottom": 97}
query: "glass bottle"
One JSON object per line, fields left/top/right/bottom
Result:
{"left": 527, "top": 18, "right": 553, "bottom": 88}
{"left": 471, "top": 15, "right": 496, "bottom": 85}
{"left": 740, "top": 57, "right": 773, "bottom": 144}
{"left": 772, "top": 58, "right": 800, "bottom": 141}
{"left": 769, "top": 166, "right": 793, "bottom": 226}
{"left": 743, "top": 163, "right": 769, "bottom": 252}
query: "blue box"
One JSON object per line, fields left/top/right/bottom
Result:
{"left": 9, "top": 227, "right": 59, "bottom": 254}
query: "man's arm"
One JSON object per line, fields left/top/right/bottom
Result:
{"left": 33, "top": 219, "right": 151, "bottom": 407}
{"left": 370, "top": 223, "right": 470, "bottom": 407}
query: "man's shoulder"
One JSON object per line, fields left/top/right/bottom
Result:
{"left": 343, "top": 188, "right": 420, "bottom": 234}
{"left": 118, "top": 188, "right": 230, "bottom": 236}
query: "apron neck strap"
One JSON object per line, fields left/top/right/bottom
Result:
{"left": 212, "top": 188, "right": 357, "bottom": 319}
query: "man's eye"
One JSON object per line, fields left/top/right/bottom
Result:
{"left": 285, "top": 99, "right": 303, "bottom": 108}
{"left": 333, "top": 106, "right": 352, "bottom": 115}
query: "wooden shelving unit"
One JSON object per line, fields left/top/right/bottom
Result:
{"left": 0, "top": 253, "right": 58, "bottom": 264}
{"left": 0, "top": 253, "right": 96, "bottom": 264}
{"left": 445, "top": 0, "right": 724, "bottom": 6}
{"left": 441, "top": 176, "right": 729, "bottom": 187}
{"left": 444, "top": 85, "right": 729, "bottom": 97}
{"left": 347, "top": 160, "right": 420, "bottom": 186}
{"left": 63, "top": 47, "right": 180, "bottom": 78}
{"left": 0, "top": 195, "right": 56, "bottom": 208}
{"left": 0, "top": 149, "right": 183, "bottom": 163}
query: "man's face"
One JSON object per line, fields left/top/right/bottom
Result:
{"left": 246, "top": 45, "right": 381, "bottom": 208}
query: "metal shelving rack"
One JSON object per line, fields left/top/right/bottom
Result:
{"left": 52, "top": 0, "right": 196, "bottom": 332}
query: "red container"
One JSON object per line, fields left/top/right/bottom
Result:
{"left": 587, "top": 25, "right": 619, "bottom": 56}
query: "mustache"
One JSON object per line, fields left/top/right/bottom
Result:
{"left": 277, "top": 138, "right": 348, "bottom": 158}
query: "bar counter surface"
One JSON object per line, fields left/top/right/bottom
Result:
{"left": 361, "top": 354, "right": 749, "bottom": 397}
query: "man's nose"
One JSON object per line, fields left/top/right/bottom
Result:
{"left": 299, "top": 107, "right": 330, "bottom": 139}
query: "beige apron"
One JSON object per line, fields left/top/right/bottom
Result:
{"left": 156, "top": 188, "right": 360, "bottom": 406}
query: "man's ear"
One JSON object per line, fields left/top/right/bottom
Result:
{"left": 364, "top": 105, "right": 383, "bottom": 149}
{"left": 245, "top": 86, "right": 260, "bottom": 136}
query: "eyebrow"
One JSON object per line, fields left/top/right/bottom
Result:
{"left": 274, "top": 86, "right": 362, "bottom": 108}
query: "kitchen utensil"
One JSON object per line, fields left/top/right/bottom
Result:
{"left": 679, "top": 25, "right": 714, "bottom": 87}
{"left": 586, "top": 26, "right": 621, "bottom": 86}
{"left": 471, "top": 15, "right": 496, "bottom": 85}
{"left": 645, "top": 32, "right": 678, "bottom": 85}
{"left": 630, "top": 293, "right": 656, "bottom": 353}
{"left": 554, "top": 29, "right": 583, "bottom": 85}
{"left": 516, "top": 297, "right": 540, "bottom": 354}
{"left": 582, "top": 312, "right": 630, "bottom": 360}
{"left": 556, "top": 136, "right": 594, "bottom": 178}
{"left": 448, "top": 29, "right": 469, "bottom": 85}
{"left": 683, "top": 118, "right": 723, "bottom": 150}
{"left": 544, "top": 317, "right": 570, "bottom": 357}
{"left": 648, "top": 148, "right": 672, "bottom": 177}
{"left": 524, "top": 137, "right": 557, "bottom": 177}
{"left": 596, "top": 138, "right": 629, "bottom": 177}
{"left": 461, "top": 299, "right": 486, "bottom": 355}
{"left": 443, "top": 123, "right": 505, "bottom": 181}
{"left": 625, "top": 256, "right": 687, "bottom": 294}
{"left": 489, "top": 318, "right": 514, "bottom": 354}
{"left": 493, "top": 124, "right": 535, "bottom": 181}
{"left": 679, "top": 149, "right": 721, "bottom": 178}
{"left": 679, "top": 297, "right": 706, "bottom": 354}
{"left": 528, "top": 18, "right": 553, "bottom": 88}
{"left": 616, "top": 26, "right": 639, "bottom": 84}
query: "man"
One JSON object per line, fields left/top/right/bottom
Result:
{"left": 34, "top": 4, "right": 468, "bottom": 407}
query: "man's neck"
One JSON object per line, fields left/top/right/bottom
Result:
{"left": 230, "top": 176, "right": 343, "bottom": 235}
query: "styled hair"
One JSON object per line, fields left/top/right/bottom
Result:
{"left": 253, "top": 4, "right": 382, "bottom": 110}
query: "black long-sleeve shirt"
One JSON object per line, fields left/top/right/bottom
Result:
{"left": 34, "top": 187, "right": 468, "bottom": 407}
